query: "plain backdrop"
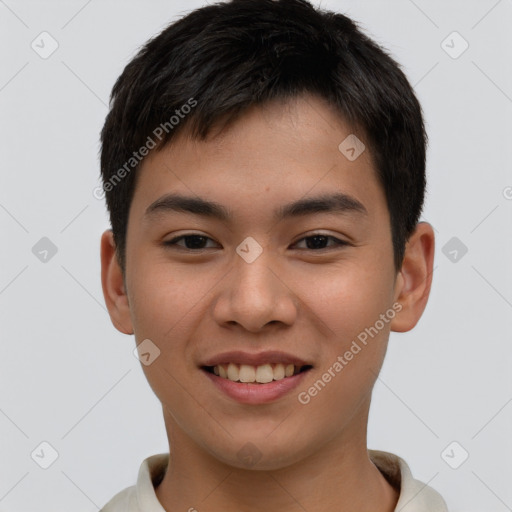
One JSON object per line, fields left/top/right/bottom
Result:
{"left": 1, "top": 1, "right": 511, "bottom": 511}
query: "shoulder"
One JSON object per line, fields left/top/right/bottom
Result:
{"left": 99, "top": 485, "right": 137, "bottom": 512}
{"left": 99, "top": 453, "right": 169, "bottom": 512}
{"left": 369, "top": 449, "right": 449, "bottom": 512}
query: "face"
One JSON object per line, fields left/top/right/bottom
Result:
{"left": 102, "top": 94, "right": 427, "bottom": 470}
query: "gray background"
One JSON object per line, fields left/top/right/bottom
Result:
{"left": 1, "top": 0, "right": 511, "bottom": 510}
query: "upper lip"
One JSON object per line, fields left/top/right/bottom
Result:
{"left": 201, "top": 350, "right": 311, "bottom": 368}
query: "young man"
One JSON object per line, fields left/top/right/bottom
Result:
{"left": 98, "top": 0, "right": 447, "bottom": 510}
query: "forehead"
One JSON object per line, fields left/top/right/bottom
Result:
{"left": 130, "top": 94, "right": 387, "bottom": 226}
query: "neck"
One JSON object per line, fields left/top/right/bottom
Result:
{"left": 155, "top": 408, "right": 399, "bottom": 512}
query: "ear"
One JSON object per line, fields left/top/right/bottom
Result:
{"left": 391, "top": 222, "right": 435, "bottom": 332}
{"left": 100, "top": 230, "right": 134, "bottom": 335}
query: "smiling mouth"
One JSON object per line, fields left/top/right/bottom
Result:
{"left": 203, "top": 363, "right": 313, "bottom": 384}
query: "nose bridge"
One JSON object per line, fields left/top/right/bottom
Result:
{"left": 233, "top": 246, "right": 279, "bottom": 307}
{"left": 213, "top": 243, "right": 297, "bottom": 331}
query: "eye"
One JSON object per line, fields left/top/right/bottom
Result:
{"left": 292, "top": 234, "right": 349, "bottom": 250}
{"left": 164, "top": 233, "right": 348, "bottom": 251}
{"left": 164, "top": 234, "right": 220, "bottom": 250}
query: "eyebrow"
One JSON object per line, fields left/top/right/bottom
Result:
{"left": 145, "top": 192, "right": 368, "bottom": 222}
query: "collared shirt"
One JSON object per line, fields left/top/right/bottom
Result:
{"left": 99, "top": 450, "right": 449, "bottom": 511}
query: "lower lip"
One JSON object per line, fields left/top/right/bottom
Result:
{"left": 202, "top": 369, "right": 311, "bottom": 404}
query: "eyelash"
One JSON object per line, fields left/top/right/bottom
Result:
{"left": 164, "top": 233, "right": 349, "bottom": 251}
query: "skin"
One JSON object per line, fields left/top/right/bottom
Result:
{"left": 101, "top": 94, "right": 435, "bottom": 512}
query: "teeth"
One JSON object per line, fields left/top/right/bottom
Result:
{"left": 273, "top": 363, "right": 285, "bottom": 380}
{"left": 239, "top": 364, "right": 256, "bottom": 383}
{"left": 212, "top": 362, "right": 303, "bottom": 383}
{"left": 256, "top": 364, "right": 274, "bottom": 383}
{"left": 227, "top": 363, "right": 239, "bottom": 381}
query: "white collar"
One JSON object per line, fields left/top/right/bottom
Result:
{"left": 101, "top": 450, "right": 448, "bottom": 511}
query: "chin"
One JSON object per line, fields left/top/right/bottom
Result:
{"left": 205, "top": 434, "right": 314, "bottom": 472}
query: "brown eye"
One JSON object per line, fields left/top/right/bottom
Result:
{"left": 293, "top": 234, "right": 348, "bottom": 250}
{"left": 165, "top": 234, "right": 219, "bottom": 250}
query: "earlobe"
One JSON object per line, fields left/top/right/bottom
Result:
{"left": 100, "top": 230, "right": 134, "bottom": 335}
{"left": 390, "top": 222, "right": 435, "bottom": 333}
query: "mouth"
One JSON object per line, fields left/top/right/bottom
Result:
{"left": 200, "top": 351, "right": 313, "bottom": 403}
{"left": 202, "top": 363, "right": 313, "bottom": 384}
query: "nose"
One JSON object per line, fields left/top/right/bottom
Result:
{"left": 212, "top": 249, "right": 298, "bottom": 332}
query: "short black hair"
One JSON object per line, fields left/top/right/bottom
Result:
{"left": 100, "top": 0, "right": 427, "bottom": 272}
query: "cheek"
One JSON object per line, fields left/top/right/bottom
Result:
{"left": 126, "top": 259, "right": 213, "bottom": 384}
{"left": 301, "top": 258, "right": 395, "bottom": 341}
{"left": 296, "top": 269, "right": 394, "bottom": 425}
{"left": 298, "top": 255, "right": 396, "bottom": 402}
{"left": 127, "top": 260, "right": 204, "bottom": 337}
{"left": 126, "top": 267, "right": 200, "bottom": 407}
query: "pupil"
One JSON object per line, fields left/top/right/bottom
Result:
{"left": 185, "top": 235, "right": 206, "bottom": 249}
{"left": 306, "top": 235, "right": 327, "bottom": 249}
